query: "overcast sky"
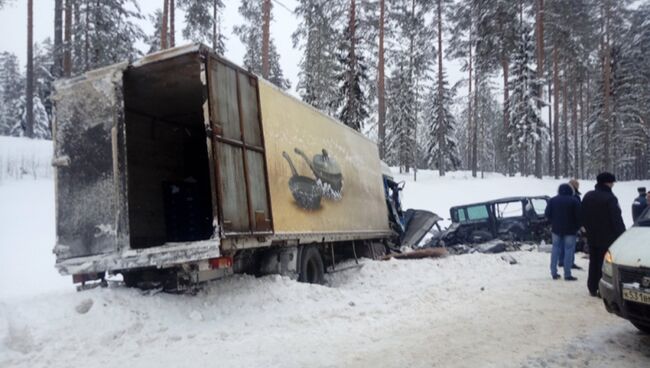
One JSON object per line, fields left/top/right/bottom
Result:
{"left": 0, "top": 0, "right": 464, "bottom": 97}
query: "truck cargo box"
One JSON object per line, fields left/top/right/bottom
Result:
{"left": 52, "top": 44, "right": 393, "bottom": 276}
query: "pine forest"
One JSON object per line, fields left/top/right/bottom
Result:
{"left": 1, "top": 0, "right": 650, "bottom": 180}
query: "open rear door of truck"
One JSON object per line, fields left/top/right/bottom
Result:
{"left": 52, "top": 63, "right": 129, "bottom": 260}
{"left": 206, "top": 58, "right": 273, "bottom": 236}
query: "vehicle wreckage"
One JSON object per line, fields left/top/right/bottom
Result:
{"left": 424, "top": 196, "right": 553, "bottom": 253}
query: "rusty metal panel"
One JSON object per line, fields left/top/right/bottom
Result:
{"left": 238, "top": 73, "right": 263, "bottom": 148}
{"left": 210, "top": 61, "right": 240, "bottom": 140}
{"left": 52, "top": 63, "right": 128, "bottom": 260}
{"left": 215, "top": 142, "right": 250, "bottom": 232}
{"left": 246, "top": 150, "right": 271, "bottom": 231}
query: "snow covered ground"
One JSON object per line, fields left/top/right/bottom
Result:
{"left": 1, "top": 137, "right": 649, "bottom": 367}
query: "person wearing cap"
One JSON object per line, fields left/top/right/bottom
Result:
{"left": 581, "top": 172, "right": 626, "bottom": 297}
{"left": 632, "top": 187, "right": 647, "bottom": 222}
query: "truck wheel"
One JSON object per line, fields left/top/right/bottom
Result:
{"left": 632, "top": 321, "right": 650, "bottom": 334}
{"left": 299, "top": 246, "right": 324, "bottom": 285}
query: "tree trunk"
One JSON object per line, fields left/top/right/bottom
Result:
{"left": 169, "top": 0, "right": 175, "bottom": 47}
{"left": 552, "top": 46, "right": 560, "bottom": 179}
{"left": 502, "top": 57, "right": 510, "bottom": 175}
{"left": 437, "top": 0, "right": 446, "bottom": 176}
{"left": 63, "top": 0, "right": 72, "bottom": 77}
{"left": 534, "top": 0, "right": 544, "bottom": 178}
{"left": 84, "top": 2, "right": 89, "bottom": 71}
{"left": 162, "top": 0, "right": 169, "bottom": 50}
{"left": 377, "top": 0, "right": 386, "bottom": 159}
{"left": 572, "top": 78, "right": 579, "bottom": 178}
{"left": 548, "top": 73, "right": 554, "bottom": 176}
{"left": 472, "top": 67, "right": 479, "bottom": 178}
{"left": 212, "top": 0, "right": 218, "bottom": 52}
{"left": 562, "top": 70, "right": 568, "bottom": 178}
{"left": 262, "top": 0, "right": 271, "bottom": 79}
{"left": 468, "top": 22, "right": 473, "bottom": 172}
{"left": 602, "top": 0, "right": 612, "bottom": 172}
{"left": 54, "top": 0, "right": 63, "bottom": 78}
{"left": 25, "top": 0, "right": 34, "bottom": 138}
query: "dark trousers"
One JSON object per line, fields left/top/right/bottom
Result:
{"left": 588, "top": 246, "right": 608, "bottom": 294}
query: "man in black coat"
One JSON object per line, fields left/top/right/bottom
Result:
{"left": 581, "top": 172, "right": 626, "bottom": 297}
{"left": 545, "top": 183, "right": 581, "bottom": 281}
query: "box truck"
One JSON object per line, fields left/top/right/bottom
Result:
{"left": 51, "top": 44, "right": 435, "bottom": 290}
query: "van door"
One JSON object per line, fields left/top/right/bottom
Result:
{"left": 52, "top": 63, "right": 129, "bottom": 259}
{"left": 206, "top": 58, "right": 273, "bottom": 236}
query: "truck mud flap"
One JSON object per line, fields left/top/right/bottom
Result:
{"left": 400, "top": 209, "right": 441, "bottom": 248}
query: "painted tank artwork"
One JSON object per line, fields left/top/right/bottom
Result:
{"left": 282, "top": 148, "right": 344, "bottom": 210}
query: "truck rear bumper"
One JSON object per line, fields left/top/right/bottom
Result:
{"left": 55, "top": 239, "right": 221, "bottom": 275}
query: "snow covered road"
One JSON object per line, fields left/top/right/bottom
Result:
{"left": 2, "top": 252, "right": 648, "bottom": 367}
{"left": 1, "top": 143, "right": 648, "bottom": 367}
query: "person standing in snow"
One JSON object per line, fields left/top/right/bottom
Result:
{"left": 631, "top": 187, "right": 647, "bottom": 222}
{"left": 559, "top": 179, "right": 583, "bottom": 270}
{"left": 545, "top": 183, "right": 581, "bottom": 281}
{"left": 581, "top": 172, "right": 626, "bottom": 297}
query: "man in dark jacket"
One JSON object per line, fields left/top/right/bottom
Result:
{"left": 631, "top": 187, "right": 647, "bottom": 222}
{"left": 559, "top": 179, "right": 583, "bottom": 270}
{"left": 581, "top": 172, "right": 626, "bottom": 297}
{"left": 545, "top": 183, "right": 581, "bottom": 281}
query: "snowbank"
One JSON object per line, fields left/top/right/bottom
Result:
{"left": 0, "top": 136, "right": 52, "bottom": 182}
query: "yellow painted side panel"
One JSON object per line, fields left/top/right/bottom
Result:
{"left": 258, "top": 81, "right": 390, "bottom": 234}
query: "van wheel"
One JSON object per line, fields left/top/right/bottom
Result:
{"left": 299, "top": 246, "right": 324, "bottom": 285}
{"left": 632, "top": 321, "right": 650, "bottom": 334}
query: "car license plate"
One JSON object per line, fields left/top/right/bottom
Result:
{"left": 622, "top": 288, "right": 650, "bottom": 305}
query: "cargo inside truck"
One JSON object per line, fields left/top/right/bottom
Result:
{"left": 123, "top": 55, "right": 214, "bottom": 249}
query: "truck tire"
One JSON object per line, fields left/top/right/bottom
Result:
{"left": 298, "top": 246, "right": 325, "bottom": 285}
{"left": 632, "top": 321, "right": 650, "bottom": 334}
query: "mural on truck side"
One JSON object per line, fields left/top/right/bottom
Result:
{"left": 259, "top": 80, "right": 389, "bottom": 234}
{"left": 282, "top": 148, "right": 344, "bottom": 210}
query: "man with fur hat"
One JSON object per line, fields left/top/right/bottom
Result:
{"left": 581, "top": 172, "right": 626, "bottom": 297}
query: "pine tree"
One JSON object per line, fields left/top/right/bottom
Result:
{"left": 385, "top": 0, "right": 434, "bottom": 174}
{"left": 178, "top": 0, "right": 226, "bottom": 54}
{"left": 292, "top": 0, "right": 344, "bottom": 116}
{"left": 507, "top": 26, "right": 546, "bottom": 176}
{"left": 68, "top": 0, "right": 145, "bottom": 74}
{"left": 385, "top": 62, "right": 416, "bottom": 172}
{"left": 336, "top": 0, "right": 368, "bottom": 131}
{"left": 424, "top": 71, "right": 461, "bottom": 173}
{"left": 234, "top": 0, "right": 290, "bottom": 90}
{"left": 0, "top": 52, "right": 24, "bottom": 136}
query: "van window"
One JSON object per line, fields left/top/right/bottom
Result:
{"left": 466, "top": 205, "right": 489, "bottom": 220}
{"left": 458, "top": 209, "right": 467, "bottom": 222}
